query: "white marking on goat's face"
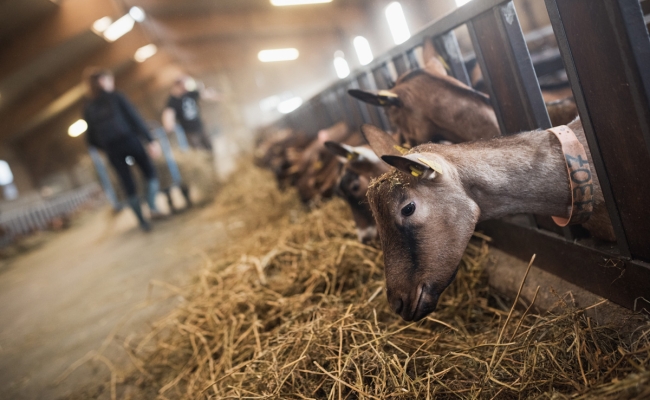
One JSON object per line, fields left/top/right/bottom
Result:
{"left": 368, "top": 163, "right": 480, "bottom": 322}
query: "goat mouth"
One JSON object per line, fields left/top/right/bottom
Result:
{"left": 403, "top": 284, "right": 425, "bottom": 322}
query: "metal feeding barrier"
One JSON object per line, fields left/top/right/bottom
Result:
{"left": 272, "top": 0, "right": 650, "bottom": 312}
{"left": 0, "top": 183, "right": 103, "bottom": 248}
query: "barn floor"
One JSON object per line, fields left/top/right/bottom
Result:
{"left": 0, "top": 201, "right": 227, "bottom": 399}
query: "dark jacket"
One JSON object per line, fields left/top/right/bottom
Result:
{"left": 84, "top": 91, "right": 153, "bottom": 150}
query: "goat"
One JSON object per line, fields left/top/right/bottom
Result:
{"left": 362, "top": 120, "right": 614, "bottom": 321}
{"left": 349, "top": 38, "right": 577, "bottom": 147}
{"left": 324, "top": 142, "right": 389, "bottom": 243}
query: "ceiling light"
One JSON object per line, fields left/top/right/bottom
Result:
{"left": 270, "top": 0, "right": 332, "bottom": 6}
{"left": 129, "top": 6, "right": 146, "bottom": 22}
{"left": 68, "top": 119, "right": 88, "bottom": 137}
{"left": 385, "top": 2, "right": 410, "bottom": 45}
{"left": 129, "top": 7, "right": 146, "bottom": 22}
{"left": 0, "top": 160, "right": 13, "bottom": 186}
{"left": 103, "top": 14, "right": 135, "bottom": 42}
{"left": 134, "top": 44, "right": 157, "bottom": 62}
{"left": 353, "top": 36, "right": 373, "bottom": 66}
{"left": 92, "top": 16, "right": 113, "bottom": 33}
{"left": 455, "top": 0, "right": 473, "bottom": 6}
{"left": 258, "top": 48, "right": 299, "bottom": 62}
{"left": 277, "top": 97, "right": 303, "bottom": 114}
{"left": 333, "top": 52, "right": 350, "bottom": 79}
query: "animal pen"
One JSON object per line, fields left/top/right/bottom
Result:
{"left": 270, "top": 0, "right": 650, "bottom": 314}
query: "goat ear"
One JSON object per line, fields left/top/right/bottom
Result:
{"left": 348, "top": 89, "right": 403, "bottom": 108}
{"left": 422, "top": 36, "right": 449, "bottom": 77}
{"left": 382, "top": 155, "right": 440, "bottom": 180}
{"left": 360, "top": 124, "right": 407, "bottom": 158}
{"left": 324, "top": 141, "right": 358, "bottom": 161}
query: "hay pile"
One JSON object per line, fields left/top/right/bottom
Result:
{"left": 118, "top": 164, "right": 649, "bottom": 399}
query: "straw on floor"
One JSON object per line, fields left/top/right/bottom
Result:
{"left": 117, "top": 163, "right": 650, "bottom": 399}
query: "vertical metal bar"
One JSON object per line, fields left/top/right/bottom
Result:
{"left": 468, "top": 2, "right": 552, "bottom": 134}
{"left": 348, "top": 79, "right": 373, "bottom": 124}
{"left": 357, "top": 72, "right": 385, "bottom": 127}
{"left": 469, "top": 2, "right": 571, "bottom": 237}
{"left": 338, "top": 86, "right": 360, "bottom": 128}
{"left": 433, "top": 31, "right": 472, "bottom": 86}
{"left": 392, "top": 54, "right": 409, "bottom": 76}
{"left": 406, "top": 47, "right": 421, "bottom": 69}
{"left": 545, "top": 0, "right": 650, "bottom": 260}
{"left": 372, "top": 64, "right": 394, "bottom": 131}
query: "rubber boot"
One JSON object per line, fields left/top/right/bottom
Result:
{"left": 128, "top": 196, "right": 151, "bottom": 231}
{"left": 181, "top": 184, "right": 193, "bottom": 208}
{"left": 164, "top": 188, "right": 177, "bottom": 214}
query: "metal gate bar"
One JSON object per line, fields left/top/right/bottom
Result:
{"left": 546, "top": 0, "right": 650, "bottom": 262}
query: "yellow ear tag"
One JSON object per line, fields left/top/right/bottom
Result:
{"left": 313, "top": 160, "right": 323, "bottom": 170}
{"left": 378, "top": 90, "right": 398, "bottom": 98}
{"left": 409, "top": 165, "right": 423, "bottom": 177}
{"left": 437, "top": 55, "right": 451, "bottom": 72}
{"left": 417, "top": 157, "right": 443, "bottom": 175}
{"left": 393, "top": 145, "right": 408, "bottom": 155}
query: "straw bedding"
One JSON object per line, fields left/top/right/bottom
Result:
{"left": 116, "top": 163, "right": 649, "bottom": 399}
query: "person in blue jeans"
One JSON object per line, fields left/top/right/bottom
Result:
{"left": 83, "top": 68, "right": 162, "bottom": 231}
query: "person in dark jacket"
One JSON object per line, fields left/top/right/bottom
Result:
{"left": 83, "top": 68, "right": 162, "bottom": 231}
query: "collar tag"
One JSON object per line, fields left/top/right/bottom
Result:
{"left": 548, "top": 125, "right": 593, "bottom": 226}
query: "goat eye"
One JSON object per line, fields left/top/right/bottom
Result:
{"left": 401, "top": 202, "right": 416, "bottom": 217}
{"left": 351, "top": 183, "right": 360, "bottom": 192}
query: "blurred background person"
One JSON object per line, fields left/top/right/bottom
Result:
{"left": 162, "top": 76, "right": 220, "bottom": 151}
{"left": 83, "top": 68, "right": 162, "bottom": 231}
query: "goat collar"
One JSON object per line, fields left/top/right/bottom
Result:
{"left": 548, "top": 125, "right": 594, "bottom": 226}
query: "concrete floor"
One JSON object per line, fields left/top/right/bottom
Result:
{"left": 0, "top": 202, "right": 225, "bottom": 399}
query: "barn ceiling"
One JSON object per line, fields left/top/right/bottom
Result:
{"left": 0, "top": 0, "right": 463, "bottom": 159}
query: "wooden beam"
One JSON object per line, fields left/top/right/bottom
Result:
{"left": 0, "top": 0, "right": 122, "bottom": 80}
{"left": 145, "top": 4, "right": 364, "bottom": 45}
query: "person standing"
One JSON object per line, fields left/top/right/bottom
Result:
{"left": 162, "top": 76, "right": 218, "bottom": 151}
{"left": 83, "top": 68, "right": 162, "bottom": 231}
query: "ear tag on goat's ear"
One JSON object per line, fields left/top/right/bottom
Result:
{"left": 409, "top": 165, "right": 424, "bottom": 177}
{"left": 378, "top": 90, "right": 399, "bottom": 106}
{"left": 437, "top": 56, "right": 450, "bottom": 72}
{"left": 346, "top": 152, "right": 359, "bottom": 161}
{"left": 378, "top": 90, "right": 398, "bottom": 98}
{"left": 417, "top": 157, "right": 443, "bottom": 175}
{"left": 393, "top": 145, "right": 408, "bottom": 155}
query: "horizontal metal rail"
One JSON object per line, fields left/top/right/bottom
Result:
{"left": 0, "top": 183, "right": 103, "bottom": 248}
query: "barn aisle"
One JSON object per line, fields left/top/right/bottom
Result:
{"left": 0, "top": 202, "right": 227, "bottom": 399}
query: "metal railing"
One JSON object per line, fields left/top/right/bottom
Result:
{"left": 0, "top": 183, "right": 103, "bottom": 248}
{"left": 271, "top": 0, "right": 650, "bottom": 312}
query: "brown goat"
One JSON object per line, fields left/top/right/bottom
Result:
{"left": 349, "top": 54, "right": 500, "bottom": 146}
{"left": 363, "top": 120, "right": 614, "bottom": 321}
{"left": 324, "top": 142, "right": 390, "bottom": 243}
{"left": 350, "top": 38, "right": 578, "bottom": 146}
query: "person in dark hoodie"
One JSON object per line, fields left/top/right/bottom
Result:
{"left": 83, "top": 68, "right": 162, "bottom": 231}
